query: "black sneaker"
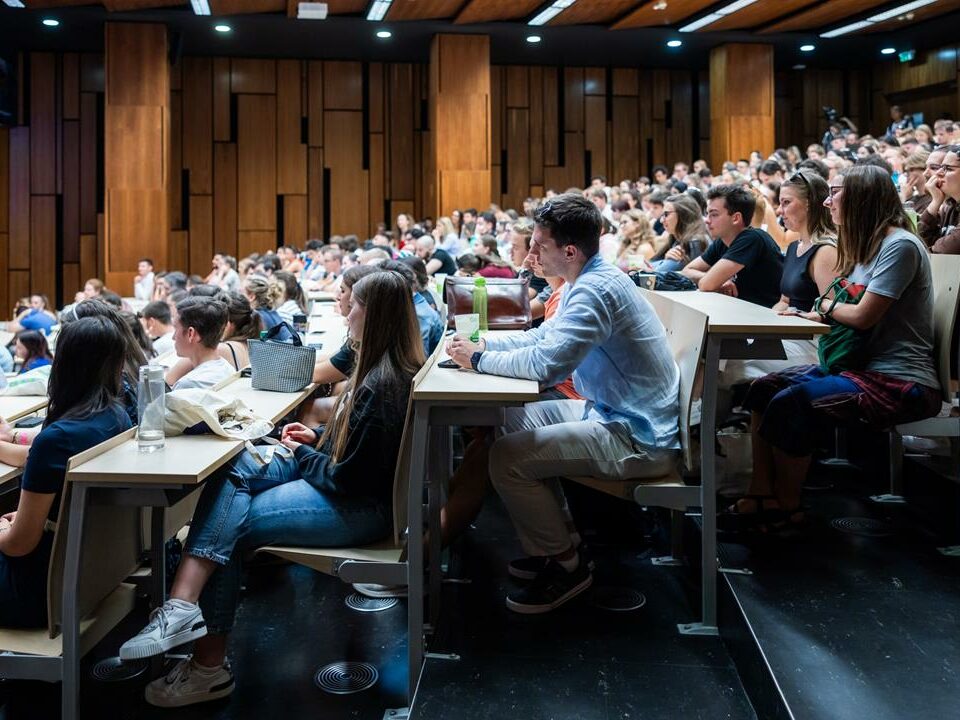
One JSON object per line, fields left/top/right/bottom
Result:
{"left": 505, "top": 559, "right": 593, "bottom": 614}
{"left": 508, "top": 553, "right": 595, "bottom": 581}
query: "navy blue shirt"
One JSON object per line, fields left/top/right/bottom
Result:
{"left": 257, "top": 308, "right": 293, "bottom": 342}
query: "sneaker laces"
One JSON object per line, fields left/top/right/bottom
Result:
{"left": 164, "top": 658, "right": 193, "bottom": 685}
{"left": 141, "top": 602, "right": 173, "bottom": 635}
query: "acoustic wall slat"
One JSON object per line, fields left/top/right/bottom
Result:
{"left": 651, "top": 69, "right": 670, "bottom": 121}
{"left": 106, "top": 25, "right": 167, "bottom": 106}
{"left": 80, "top": 233, "right": 98, "bottom": 286}
{"left": 30, "top": 53, "right": 57, "bottom": 196}
{"left": 611, "top": 96, "right": 640, "bottom": 183}
{"left": 667, "top": 70, "right": 692, "bottom": 171}
{"left": 8, "top": 271, "right": 30, "bottom": 314}
{"left": 237, "top": 94, "right": 277, "bottom": 231}
{"left": 307, "top": 61, "right": 323, "bottom": 147}
{"left": 188, "top": 195, "right": 213, "bottom": 275}
{"left": 369, "top": 62, "right": 384, "bottom": 134}
{"left": 505, "top": 66, "right": 528, "bottom": 109}
{"left": 169, "top": 90, "right": 183, "bottom": 229}
{"left": 388, "top": 64, "right": 416, "bottom": 201}
{"left": 214, "top": 142, "right": 238, "bottom": 258}
{"left": 80, "top": 53, "right": 104, "bottom": 93}
{"left": 79, "top": 91, "right": 98, "bottom": 234}
{"left": 277, "top": 59, "right": 307, "bottom": 195}
{"left": 324, "top": 110, "right": 368, "bottom": 236}
{"left": 490, "top": 65, "right": 503, "bottom": 161}
{"left": 369, "top": 133, "right": 385, "bottom": 235}
{"left": 105, "top": 106, "right": 164, "bottom": 190}
{"left": 62, "top": 120, "right": 80, "bottom": 263}
{"left": 108, "top": 189, "right": 166, "bottom": 272}
{"left": 62, "top": 263, "right": 80, "bottom": 302}
{"left": 323, "top": 61, "right": 363, "bottom": 110}
{"left": 231, "top": 59, "right": 276, "bottom": 94}
{"left": 564, "top": 67, "right": 584, "bottom": 132}
{"left": 528, "top": 65, "right": 543, "bottom": 186}
{"left": 62, "top": 53, "right": 80, "bottom": 120}
{"left": 0, "top": 233, "right": 6, "bottom": 310}
{"left": 584, "top": 95, "right": 607, "bottom": 179}
{"left": 543, "top": 67, "right": 558, "bottom": 166}
{"left": 504, "top": 108, "right": 530, "bottom": 211}
{"left": 238, "top": 230, "right": 276, "bottom": 258}
{"left": 8, "top": 127, "right": 30, "bottom": 271}
{"left": 213, "top": 57, "right": 232, "bottom": 142}
{"left": 0, "top": 128, "right": 7, "bottom": 233}
{"left": 307, "top": 147, "right": 324, "bottom": 240}
{"left": 169, "top": 230, "right": 188, "bottom": 274}
{"left": 282, "top": 194, "right": 307, "bottom": 247}
{"left": 30, "top": 196, "right": 56, "bottom": 296}
{"left": 584, "top": 67, "right": 605, "bottom": 96}
{"left": 612, "top": 68, "right": 638, "bottom": 96}
{"left": 183, "top": 57, "right": 214, "bottom": 194}
{"left": 544, "top": 131, "right": 584, "bottom": 191}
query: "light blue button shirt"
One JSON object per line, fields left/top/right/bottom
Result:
{"left": 477, "top": 253, "right": 680, "bottom": 449}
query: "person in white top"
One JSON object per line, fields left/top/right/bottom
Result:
{"left": 167, "top": 297, "right": 235, "bottom": 391}
{"left": 134, "top": 258, "right": 155, "bottom": 302}
{"left": 140, "top": 300, "right": 176, "bottom": 356}
{"left": 273, "top": 271, "right": 308, "bottom": 325}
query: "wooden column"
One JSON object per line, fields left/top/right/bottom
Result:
{"left": 104, "top": 22, "right": 169, "bottom": 291}
{"left": 429, "top": 34, "right": 491, "bottom": 218}
{"left": 709, "top": 43, "right": 774, "bottom": 172}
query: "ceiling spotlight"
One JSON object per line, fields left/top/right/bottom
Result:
{"left": 881, "top": 47, "right": 897, "bottom": 55}
{"left": 214, "top": 24, "right": 231, "bottom": 32}
{"left": 526, "top": 35, "right": 542, "bottom": 43}
{"left": 667, "top": 39, "right": 682, "bottom": 48}
{"left": 800, "top": 44, "right": 815, "bottom": 52}
{"left": 42, "top": 18, "right": 60, "bottom": 27}
{"left": 376, "top": 29, "right": 392, "bottom": 38}
{"left": 653, "top": 1, "right": 668, "bottom": 9}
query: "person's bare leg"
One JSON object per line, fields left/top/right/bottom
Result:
{"left": 299, "top": 396, "right": 337, "bottom": 428}
{"left": 192, "top": 633, "right": 228, "bottom": 668}
{"left": 439, "top": 432, "right": 492, "bottom": 546}
{"left": 169, "top": 556, "right": 218, "bottom": 604}
{"left": 734, "top": 412, "right": 778, "bottom": 513}
{"left": 770, "top": 448, "right": 811, "bottom": 513}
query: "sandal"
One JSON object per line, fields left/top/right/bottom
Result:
{"left": 718, "top": 495, "right": 780, "bottom": 531}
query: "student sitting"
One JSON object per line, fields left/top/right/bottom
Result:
{"left": 474, "top": 236, "right": 517, "bottom": 278}
{"left": 381, "top": 260, "right": 443, "bottom": 355}
{"left": 243, "top": 275, "right": 291, "bottom": 340}
{"left": 272, "top": 271, "right": 308, "bottom": 326}
{"left": 649, "top": 194, "right": 709, "bottom": 272}
{"left": 140, "top": 300, "right": 176, "bottom": 356}
{"left": 614, "top": 210, "right": 658, "bottom": 271}
{"left": 219, "top": 292, "right": 262, "bottom": 371}
{"left": 123, "top": 311, "right": 156, "bottom": 360}
{"left": 119, "top": 271, "right": 425, "bottom": 707}
{"left": 415, "top": 235, "right": 457, "bottom": 276}
{"left": 0, "top": 316, "right": 132, "bottom": 627}
{"left": 7, "top": 295, "right": 57, "bottom": 336}
{"left": 14, "top": 331, "right": 52, "bottom": 374}
{"left": 731, "top": 166, "right": 941, "bottom": 530}
{"left": 446, "top": 194, "right": 680, "bottom": 614}
{"left": 166, "top": 298, "right": 234, "bottom": 391}
{"left": 134, "top": 258, "right": 155, "bottom": 302}
{"left": 308, "top": 247, "right": 344, "bottom": 290}
{"left": 681, "top": 185, "right": 784, "bottom": 307}
{"left": 918, "top": 144, "right": 960, "bottom": 254}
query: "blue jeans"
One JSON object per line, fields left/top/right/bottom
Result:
{"left": 185, "top": 451, "right": 390, "bottom": 633}
{"left": 651, "top": 258, "right": 684, "bottom": 273}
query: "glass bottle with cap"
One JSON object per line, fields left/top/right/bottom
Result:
{"left": 137, "top": 364, "right": 166, "bottom": 453}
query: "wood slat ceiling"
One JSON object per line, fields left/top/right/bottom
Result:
{"left": 762, "top": 0, "right": 891, "bottom": 34}
{"left": 548, "top": 0, "right": 640, "bottom": 26}
{"left": 386, "top": 0, "right": 465, "bottom": 21}
{"left": 708, "top": 0, "right": 821, "bottom": 32}
{"left": 865, "top": 0, "right": 960, "bottom": 32}
{"left": 455, "top": 0, "right": 543, "bottom": 24}
{"left": 210, "top": 0, "right": 284, "bottom": 15}
{"left": 611, "top": 0, "right": 711, "bottom": 30}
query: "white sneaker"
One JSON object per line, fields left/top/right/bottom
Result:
{"left": 352, "top": 582, "right": 408, "bottom": 598}
{"left": 119, "top": 598, "right": 207, "bottom": 661}
{"left": 145, "top": 657, "right": 234, "bottom": 708}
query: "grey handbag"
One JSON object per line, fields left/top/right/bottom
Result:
{"left": 248, "top": 322, "right": 316, "bottom": 392}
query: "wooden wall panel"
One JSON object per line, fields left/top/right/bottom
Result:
{"left": 62, "top": 53, "right": 80, "bottom": 121}
{"left": 213, "top": 57, "right": 232, "bottom": 142}
{"left": 564, "top": 67, "right": 584, "bottom": 132}
{"left": 388, "top": 63, "right": 416, "bottom": 202}
{"left": 106, "top": 106, "right": 164, "bottom": 189}
{"left": 505, "top": 66, "right": 528, "bottom": 109}
{"left": 231, "top": 59, "right": 276, "bottom": 94}
{"left": 282, "top": 194, "right": 308, "bottom": 247}
{"left": 62, "top": 120, "right": 80, "bottom": 264}
{"left": 543, "top": 67, "right": 559, "bottom": 167}
{"left": 504, "top": 109, "right": 530, "bottom": 211}
{"left": 183, "top": 57, "right": 213, "bottom": 194}
{"left": 169, "top": 90, "right": 183, "bottom": 229}
{"left": 79, "top": 91, "right": 99, "bottom": 234}
{"left": 528, "top": 65, "right": 544, "bottom": 186}
{"left": 324, "top": 110, "right": 368, "bottom": 236}
{"left": 277, "top": 59, "right": 307, "bottom": 195}
{"left": 214, "top": 143, "right": 238, "bottom": 258}
{"left": 307, "top": 146, "right": 324, "bottom": 240}
{"left": 584, "top": 95, "right": 607, "bottom": 179}
{"left": 168, "top": 230, "right": 188, "bottom": 275}
{"left": 369, "top": 133, "right": 385, "bottom": 234}
{"left": 238, "top": 230, "right": 276, "bottom": 259}
{"left": 30, "top": 53, "right": 57, "bottom": 196}
{"left": 30, "top": 196, "right": 56, "bottom": 296}
{"left": 369, "top": 62, "right": 384, "bottom": 134}
{"left": 237, "top": 94, "right": 277, "bottom": 231}
{"left": 0, "top": 128, "right": 7, "bottom": 234}
{"left": 80, "top": 233, "right": 98, "bottom": 286}
{"left": 611, "top": 97, "right": 639, "bottom": 184}
{"left": 323, "top": 61, "right": 363, "bottom": 110}
{"left": 8, "top": 128, "right": 30, "bottom": 271}
{"left": 8, "top": 271, "right": 30, "bottom": 315}
{"left": 188, "top": 194, "right": 213, "bottom": 275}
{"left": 307, "top": 61, "right": 324, "bottom": 147}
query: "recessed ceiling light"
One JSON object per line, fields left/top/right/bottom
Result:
{"left": 529, "top": 0, "right": 576, "bottom": 26}
{"left": 376, "top": 29, "right": 392, "bottom": 38}
{"left": 214, "top": 24, "right": 231, "bottom": 32}
{"left": 42, "top": 18, "right": 59, "bottom": 27}
{"left": 881, "top": 47, "right": 897, "bottom": 55}
{"left": 667, "top": 39, "right": 682, "bottom": 48}
{"left": 821, "top": 0, "right": 935, "bottom": 37}
{"left": 680, "top": 0, "right": 757, "bottom": 32}
{"left": 800, "top": 44, "right": 815, "bottom": 52}
{"left": 526, "top": 35, "right": 542, "bottom": 43}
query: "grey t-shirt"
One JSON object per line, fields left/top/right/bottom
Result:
{"left": 847, "top": 229, "right": 939, "bottom": 389}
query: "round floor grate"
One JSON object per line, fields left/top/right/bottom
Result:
{"left": 591, "top": 586, "right": 647, "bottom": 612}
{"left": 830, "top": 517, "right": 895, "bottom": 537}
{"left": 344, "top": 593, "right": 399, "bottom": 613}
{"left": 90, "top": 656, "right": 148, "bottom": 682}
{"left": 314, "top": 661, "right": 379, "bottom": 695}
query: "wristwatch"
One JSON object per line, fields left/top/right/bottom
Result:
{"left": 470, "top": 351, "right": 484, "bottom": 372}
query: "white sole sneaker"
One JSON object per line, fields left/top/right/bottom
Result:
{"left": 144, "top": 658, "right": 234, "bottom": 708}
{"left": 120, "top": 624, "right": 208, "bottom": 660}
{"left": 352, "top": 582, "right": 408, "bottom": 599}
{"left": 119, "top": 599, "right": 208, "bottom": 661}
{"left": 505, "top": 573, "right": 593, "bottom": 615}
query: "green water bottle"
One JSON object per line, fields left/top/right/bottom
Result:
{"left": 259, "top": 330, "right": 268, "bottom": 341}
{"left": 472, "top": 276, "right": 488, "bottom": 336}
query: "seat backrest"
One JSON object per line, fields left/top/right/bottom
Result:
{"left": 390, "top": 342, "right": 441, "bottom": 545}
{"left": 929, "top": 254, "right": 960, "bottom": 400}
{"left": 443, "top": 276, "right": 532, "bottom": 330}
{"left": 46, "top": 428, "right": 143, "bottom": 638}
{"left": 642, "top": 289, "right": 708, "bottom": 472}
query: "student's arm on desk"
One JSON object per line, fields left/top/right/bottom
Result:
{"left": 313, "top": 359, "right": 348, "bottom": 384}
{"left": 680, "top": 256, "right": 710, "bottom": 282}
{"left": 478, "top": 285, "right": 609, "bottom": 384}
{"left": 694, "top": 258, "right": 743, "bottom": 295}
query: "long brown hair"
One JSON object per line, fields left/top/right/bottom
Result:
{"left": 835, "top": 165, "right": 910, "bottom": 275}
{"left": 781, "top": 169, "right": 836, "bottom": 241}
{"left": 664, "top": 194, "right": 708, "bottom": 250}
{"left": 318, "top": 270, "right": 425, "bottom": 462}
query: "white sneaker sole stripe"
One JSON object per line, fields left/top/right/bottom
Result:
{"left": 145, "top": 678, "right": 234, "bottom": 708}
{"left": 505, "top": 574, "right": 593, "bottom": 615}
{"left": 119, "top": 623, "right": 208, "bottom": 661}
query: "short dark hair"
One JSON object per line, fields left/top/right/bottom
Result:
{"left": 533, "top": 193, "right": 602, "bottom": 257}
{"left": 590, "top": 175, "right": 607, "bottom": 184}
{"left": 379, "top": 260, "right": 416, "bottom": 292}
{"left": 464, "top": 208, "right": 478, "bottom": 216}
{"left": 856, "top": 154, "right": 893, "bottom": 175}
{"left": 398, "top": 255, "right": 430, "bottom": 292}
{"left": 797, "top": 158, "right": 829, "bottom": 180}
{"left": 101, "top": 290, "right": 123, "bottom": 309}
{"left": 165, "top": 271, "right": 188, "bottom": 290}
{"left": 306, "top": 239, "right": 324, "bottom": 251}
{"left": 409, "top": 227, "right": 425, "bottom": 240}
{"left": 652, "top": 165, "right": 669, "bottom": 176}
{"left": 142, "top": 300, "right": 172, "bottom": 325}
{"left": 480, "top": 211, "right": 497, "bottom": 225}
{"left": 759, "top": 160, "right": 783, "bottom": 176}
{"left": 176, "top": 297, "right": 227, "bottom": 349}
{"left": 138, "top": 258, "right": 154, "bottom": 267}
{"left": 706, "top": 185, "right": 756, "bottom": 225}
{"left": 647, "top": 191, "right": 670, "bottom": 206}
{"left": 698, "top": 167, "right": 713, "bottom": 178}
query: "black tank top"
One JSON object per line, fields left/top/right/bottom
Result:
{"left": 781, "top": 241, "right": 828, "bottom": 311}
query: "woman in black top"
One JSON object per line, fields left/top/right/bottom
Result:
{"left": 121, "top": 270, "right": 425, "bottom": 708}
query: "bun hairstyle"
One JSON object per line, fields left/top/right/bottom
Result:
{"left": 244, "top": 274, "right": 284, "bottom": 310}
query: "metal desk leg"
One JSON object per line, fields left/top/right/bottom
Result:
{"left": 151, "top": 507, "right": 166, "bottom": 608}
{"left": 679, "top": 336, "right": 720, "bottom": 637}
{"left": 405, "top": 407, "right": 429, "bottom": 702}
{"left": 427, "top": 425, "right": 447, "bottom": 632}
{"left": 61, "top": 484, "right": 88, "bottom": 720}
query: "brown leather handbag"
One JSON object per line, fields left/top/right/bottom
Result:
{"left": 443, "top": 276, "right": 532, "bottom": 330}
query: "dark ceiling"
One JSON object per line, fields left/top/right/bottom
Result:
{"left": 1, "top": 3, "right": 959, "bottom": 70}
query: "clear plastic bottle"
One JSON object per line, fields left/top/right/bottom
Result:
{"left": 137, "top": 365, "right": 166, "bottom": 453}
{"left": 472, "top": 276, "right": 488, "bottom": 334}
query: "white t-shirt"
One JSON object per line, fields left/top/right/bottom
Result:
{"left": 172, "top": 357, "right": 235, "bottom": 391}
{"left": 276, "top": 299, "right": 303, "bottom": 325}
{"left": 134, "top": 272, "right": 155, "bottom": 301}
{"left": 152, "top": 331, "right": 175, "bottom": 356}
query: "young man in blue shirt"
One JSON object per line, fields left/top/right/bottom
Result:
{"left": 447, "top": 193, "right": 681, "bottom": 614}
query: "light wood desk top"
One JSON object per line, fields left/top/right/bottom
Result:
{"left": 651, "top": 291, "right": 829, "bottom": 337}
{"left": 219, "top": 376, "right": 316, "bottom": 423}
{"left": 306, "top": 289, "right": 337, "bottom": 302}
{"left": 0, "top": 462, "right": 21, "bottom": 487}
{"left": 307, "top": 314, "right": 347, "bottom": 349}
{"left": 414, "top": 332, "right": 540, "bottom": 403}
{"left": 0, "top": 395, "right": 48, "bottom": 423}
{"left": 310, "top": 301, "right": 338, "bottom": 317}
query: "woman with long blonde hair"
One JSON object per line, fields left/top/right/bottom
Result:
{"left": 120, "top": 270, "right": 425, "bottom": 708}
{"left": 615, "top": 209, "right": 657, "bottom": 271}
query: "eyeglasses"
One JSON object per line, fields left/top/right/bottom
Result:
{"left": 931, "top": 164, "right": 960, "bottom": 173}
{"left": 827, "top": 185, "right": 844, "bottom": 197}
{"left": 661, "top": 210, "right": 675, "bottom": 217}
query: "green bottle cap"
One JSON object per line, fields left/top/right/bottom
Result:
{"left": 474, "top": 277, "right": 486, "bottom": 286}
{"left": 259, "top": 330, "right": 268, "bottom": 340}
